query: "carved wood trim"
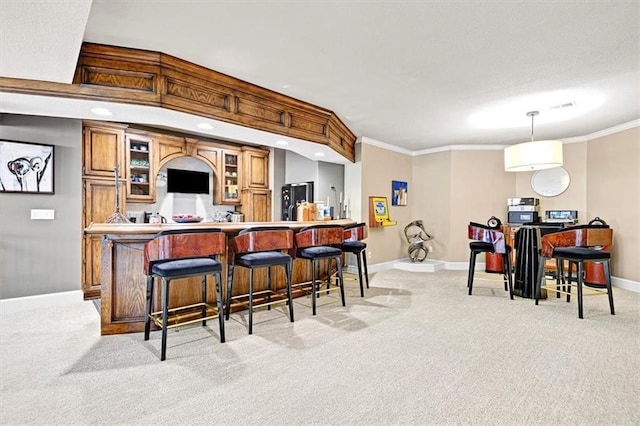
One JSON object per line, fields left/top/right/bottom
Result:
{"left": 0, "top": 42, "right": 356, "bottom": 162}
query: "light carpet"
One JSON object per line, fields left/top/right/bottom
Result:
{"left": 1, "top": 269, "right": 639, "bottom": 425}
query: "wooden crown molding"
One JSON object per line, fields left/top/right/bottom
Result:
{"left": 0, "top": 42, "right": 356, "bottom": 162}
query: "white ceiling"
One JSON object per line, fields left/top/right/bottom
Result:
{"left": 1, "top": 0, "right": 639, "bottom": 161}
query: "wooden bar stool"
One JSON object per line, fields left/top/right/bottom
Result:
{"left": 467, "top": 221, "right": 513, "bottom": 299}
{"left": 535, "top": 225, "right": 614, "bottom": 319}
{"left": 341, "top": 222, "right": 369, "bottom": 297}
{"left": 143, "top": 228, "right": 226, "bottom": 361}
{"left": 226, "top": 227, "right": 294, "bottom": 334}
{"left": 294, "top": 224, "right": 345, "bottom": 315}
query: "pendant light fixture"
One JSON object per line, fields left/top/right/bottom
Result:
{"left": 504, "top": 111, "right": 563, "bottom": 172}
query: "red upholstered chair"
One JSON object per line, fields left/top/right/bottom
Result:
{"left": 294, "top": 225, "right": 346, "bottom": 315}
{"left": 143, "top": 229, "right": 226, "bottom": 361}
{"left": 467, "top": 221, "right": 513, "bottom": 299}
{"left": 535, "top": 225, "right": 614, "bottom": 319}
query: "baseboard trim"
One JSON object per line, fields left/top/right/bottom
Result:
{"left": 1, "top": 267, "right": 636, "bottom": 315}
{"left": 611, "top": 277, "right": 639, "bottom": 293}
{"left": 0, "top": 290, "right": 84, "bottom": 314}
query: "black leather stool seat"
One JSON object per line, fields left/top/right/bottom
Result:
{"left": 553, "top": 247, "right": 611, "bottom": 260}
{"left": 342, "top": 241, "right": 366, "bottom": 252}
{"left": 298, "top": 246, "right": 342, "bottom": 259}
{"left": 152, "top": 258, "right": 221, "bottom": 278}
{"left": 236, "top": 251, "right": 291, "bottom": 267}
{"left": 469, "top": 241, "right": 494, "bottom": 251}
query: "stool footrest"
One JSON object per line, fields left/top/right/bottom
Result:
{"left": 540, "top": 284, "right": 610, "bottom": 298}
{"left": 150, "top": 302, "right": 221, "bottom": 329}
{"left": 228, "top": 290, "right": 290, "bottom": 312}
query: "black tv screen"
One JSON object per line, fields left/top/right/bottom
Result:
{"left": 166, "top": 168, "right": 210, "bottom": 194}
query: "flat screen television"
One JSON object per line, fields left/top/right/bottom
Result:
{"left": 166, "top": 168, "right": 210, "bottom": 194}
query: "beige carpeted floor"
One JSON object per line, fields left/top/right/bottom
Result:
{"left": 1, "top": 269, "right": 639, "bottom": 425}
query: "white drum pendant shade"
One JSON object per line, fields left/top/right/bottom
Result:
{"left": 504, "top": 139, "right": 563, "bottom": 172}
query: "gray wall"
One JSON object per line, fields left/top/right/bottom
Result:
{"left": 283, "top": 151, "right": 345, "bottom": 218}
{"left": 317, "top": 161, "right": 345, "bottom": 216}
{"left": 0, "top": 114, "right": 82, "bottom": 299}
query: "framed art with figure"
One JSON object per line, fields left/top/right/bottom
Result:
{"left": 0, "top": 140, "right": 55, "bottom": 194}
{"left": 392, "top": 180, "right": 407, "bottom": 206}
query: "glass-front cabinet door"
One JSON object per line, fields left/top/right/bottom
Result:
{"left": 220, "top": 149, "right": 241, "bottom": 204}
{"left": 125, "top": 134, "right": 155, "bottom": 202}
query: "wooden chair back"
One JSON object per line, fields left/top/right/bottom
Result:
{"left": 540, "top": 225, "right": 613, "bottom": 258}
{"left": 295, "top": 225, "right": 344, "bottom": 249}
{"left": 143, "top": 229, "right": 226, "bottom": 275}
{"left": 343, "top": 223, "right": 368, "bottom": 242}
{"left": 228, "top": 227, "right": 294, "bottom": 260}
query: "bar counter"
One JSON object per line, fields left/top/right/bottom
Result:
{"left": 84, "top": 219, "right": 355, "bottom": 335}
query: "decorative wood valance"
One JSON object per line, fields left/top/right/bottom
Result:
{"left": 0, "top": 42, "right": 356, "bottom": 162}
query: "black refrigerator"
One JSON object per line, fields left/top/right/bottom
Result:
{"left": 281, "top": 182, "right": 314, "bottom": 221}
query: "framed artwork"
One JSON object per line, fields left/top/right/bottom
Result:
{"left": 0, "top": 140, "right": 55, "bottom": 194}
{"left": 392, "top": 180, "right": 408, "bottom": 206}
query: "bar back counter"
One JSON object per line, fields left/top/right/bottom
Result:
{"left": 84, "top": 219, "right": 355, "bottom": 335}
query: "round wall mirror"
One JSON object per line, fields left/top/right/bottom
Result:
{"left": 531, "top": 166, "right": 571, "bottom": 197}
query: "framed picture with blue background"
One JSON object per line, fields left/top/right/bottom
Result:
{"left": 392, "top": 180, "right": 407, "bottom": 206}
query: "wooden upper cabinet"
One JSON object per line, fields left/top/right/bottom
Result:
{"left": 242, "top": 147, "right": 269, "bottom": 189}
{"left": 125, "top": 133, "right": 155, "bottom": 202}
{"left": 83, "top": 121, "right": 126, "bottom": 178}
{"left": 220, "top": 149, "right": 241, "bottom": 204}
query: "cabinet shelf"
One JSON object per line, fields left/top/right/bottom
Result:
{"left": 126, "top": 134, "right": 154, "bottom": 202}
{"left": 221, "top": 150, "right": 241, "bottom": 205}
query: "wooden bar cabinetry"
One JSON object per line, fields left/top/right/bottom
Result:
{"left": 85, "top": 220, "right": 354, "bottom": 335}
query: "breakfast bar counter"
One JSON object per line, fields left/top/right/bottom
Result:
{"left": 84, "top": 219, "right": 355, "bottom": 335}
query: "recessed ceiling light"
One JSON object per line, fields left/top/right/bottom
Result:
{"left": 314, "top": 152, "right": 325, "bottom": 157}
{"left": 91, "top": 107, "right": 112, "bottom": 116}
{"left": 282, "top": 84, "right": 290, "bottom": 89}
{"left": 276, "top": 140, "right": 288, "bottom": 146}
{"left": 197, "top": 123, "right": 214, "bottom": 130}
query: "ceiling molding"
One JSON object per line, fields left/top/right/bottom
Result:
{"left": 585, "top": 119, "right": 639, "bottom": 141}
{"left": 360, "top": 136, "right": 414, "bottom": 156}
{"left": 362, "top": 119, "right": 639, "bottom": 157}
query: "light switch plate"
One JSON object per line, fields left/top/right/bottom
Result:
{"left": 31, "top": 209, "right": 55, "bottom": 220}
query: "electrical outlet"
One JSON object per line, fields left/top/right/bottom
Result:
{"left": 427, "top": 245, "right": 433, "bottom": 253}
{"left": 367, "top": 250, "right": 372, "bottom": 259}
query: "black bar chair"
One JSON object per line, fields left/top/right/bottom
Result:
{"left": 226, "top": 227, "right": 294, "bottom": 334}
{"left": 341, "top": 222, "right": 369, "bottom": 297}
{"left": 294, "top": 224, "right": 345, "bottom": 315}
{"left": 535, "top": 225, "right": 614, "bottom": 319}
{"left": 467, "top": 221, "right": 514, "bottom": 299}
{"left": 143, "top": 228, "right": 226, "bottom": 361}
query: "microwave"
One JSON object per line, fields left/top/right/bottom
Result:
{"left": 508, "top": 211, "right": 539, "bottom": 224}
